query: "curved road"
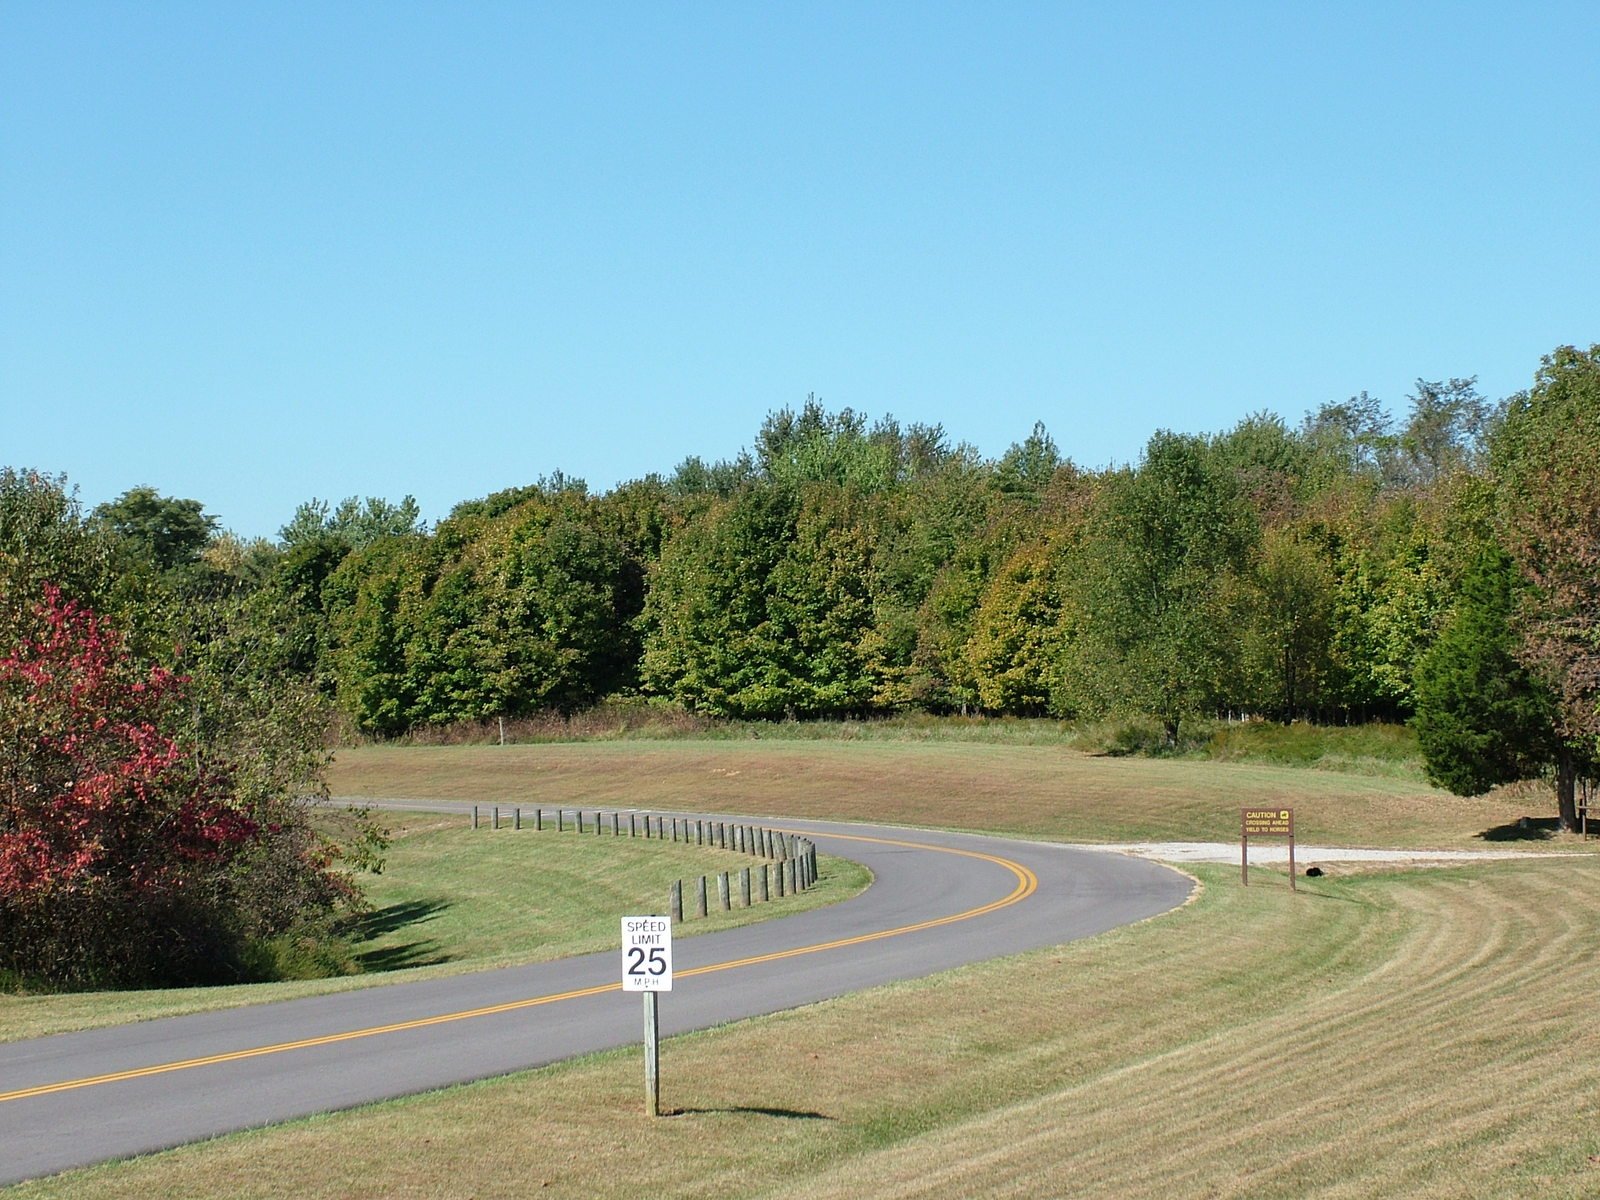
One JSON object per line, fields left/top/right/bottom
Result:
{"left": 0, "top": 812, "right": 1191, "bottom": 1185}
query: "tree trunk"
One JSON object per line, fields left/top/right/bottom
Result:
{"left": 1556, "top": 748, "right": 1579, "bottom": 832}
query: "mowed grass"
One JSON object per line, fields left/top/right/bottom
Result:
{"left": 0, "top": 814, "right": 868, "bottom": 1043}
{"left": 17, "top": 858, "right": 1600, "bottom": 1199}
{"left": 330, "top": 740, "right": 1566, "bottom": 850}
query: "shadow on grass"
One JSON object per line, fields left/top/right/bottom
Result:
{"left": 668, "top": 1106, "right": 833, "bottom": 1121}
{"left": 351, "top": 899, "right": 454, "bottom": 972}
{"left": 1478, "top": 816, "right": 1561, "bottom": 842}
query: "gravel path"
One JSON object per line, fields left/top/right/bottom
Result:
{"left": 1058, "top": 841, "right": 1584, "bottom": 865}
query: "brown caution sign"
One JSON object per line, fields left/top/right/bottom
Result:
{"left": 1240, "top": 807, "right": 1296, "bottom": 890}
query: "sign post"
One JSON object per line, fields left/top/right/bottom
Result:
{"left": 621, "top": 915, "right": 673, "bottom": 1116}
{"left": 1240, "top": 807, "right": 1295, "bottom": 891}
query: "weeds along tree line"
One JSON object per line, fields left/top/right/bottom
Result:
{"left": 1, "top": 345, "right": 1596, "bottom": 987}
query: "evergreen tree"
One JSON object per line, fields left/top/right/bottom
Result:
{"left": 1413, "top": 546, "right": 1557, "bottom": 795}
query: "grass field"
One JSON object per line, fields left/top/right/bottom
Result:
{"left": 0, "top": 813, "right": 868, "bottom": 1043}
{"left": 7, "top": 738, "right": 1595, "bottom": 1198}
{"left": 329, "top": 740, "right": 1566, "bottom": 850}
{"left": 15, "top": 857, "right": 1600, "bottom": 1199}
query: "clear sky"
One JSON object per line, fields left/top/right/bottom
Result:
{"left": 4, "top": 2, "right": 1596, "bottom": 540}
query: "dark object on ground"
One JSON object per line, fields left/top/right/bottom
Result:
{"left": 1305, "top": 866, "right": 1324, "bottom": 877}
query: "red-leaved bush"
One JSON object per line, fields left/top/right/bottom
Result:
{"left": 0, "top": 586, "right": 260, "bottom": 900}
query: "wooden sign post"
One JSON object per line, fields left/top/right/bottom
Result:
{"left": 1240, "top": 807, "right": 1295, "bottom": 891}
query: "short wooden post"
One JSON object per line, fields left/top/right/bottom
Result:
{"left": 514, "top": 807, "right": 521, "bottom": 831}
{"left": 536, "top": 807, "right": 543, "bottom": 831}
{"left": 760, "top": 864, "right": 770, "bottom": 901}
{"left": 630, "top": 812, "right": 637, "bottom": 837}
{"left": 595, "top": 811, "right": 602, "bottom": 837}
{"left": 643, "top": 813, "right": 651, "bottom": 839}
{"left": 472, "top": 805, "right": 479, "bottom": 830}
{"left": 775, "top": 862, "right": 786, "bottom": 898}
{"left": 612, "top": 812, "right": 620, "bottom": 836}
{"left": 492, "top": 806, "right": 500, "bottom": 830}
{"left": 718, "top": 871, "right": 731, "bottom": 911}
{"left": 740, "top": 866, "right": 751, "bottom": 907}
{"left": 696, "top": 820, "right": 704, "bottom": 845}
{"left": 696, "top": 876, "right": 708, "bottom": 918}
{"left": 670, "top": 880, "right": 683, "bottom": 922}
{"left": 577, "top": 810, "right": 584, "bottom": 834}
{"left": 786, "top": 857, "right": 798, "bottom": 894}
{"left": 718, "top": 822, "right": 726, "bottom": 849}
{"left": 558, "top": 808, "right": 565, "bottom": 833}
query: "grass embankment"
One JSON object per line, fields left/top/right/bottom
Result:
{"left": 18, "top": 858, "right": 1600, "bottom": 1199}
{"left": 0, "top": 814, "right": 868, "bottom": 1043}
{"left": 396, "top": 706, "right": 1427, "bottom": 777}
{"left": 331, "top": 739, "right": 1560, "bottom": 850}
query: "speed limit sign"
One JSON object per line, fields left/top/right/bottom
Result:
{"left": 620, "top": 916, "right": 673, "bottom": 991}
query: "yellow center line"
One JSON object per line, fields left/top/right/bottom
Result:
{"left": 0, "top": 830, "right": 1037, "bottom": 1106}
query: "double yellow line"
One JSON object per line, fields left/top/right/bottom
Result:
{"left": 0, "top": 831, "right": 1037, "bottom": 1106}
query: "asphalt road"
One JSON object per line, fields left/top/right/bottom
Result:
{"left": 0, "top": 812, "right": 1191, "bottom": 1186}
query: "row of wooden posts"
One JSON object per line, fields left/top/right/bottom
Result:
{"left": 468, "top": 804, "right": 821, "bottom": 919}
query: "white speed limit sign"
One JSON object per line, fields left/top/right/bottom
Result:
{"left": 620, "top": 915, "right": 673, "bottom": 991}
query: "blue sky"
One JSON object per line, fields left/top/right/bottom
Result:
{"left": 4, "top": 2, "right": 1597, "bottom": 540}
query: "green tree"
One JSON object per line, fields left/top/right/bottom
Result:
{"left": 92, "top": 486, "right": 217, "bottom": 573}
{"left": 280, "top": 494, "right": 425, "bottom": 550}
{"left": 1413, "top": 546, "right": 1559, "bottom": 796}
{"left": 1243, "top": 526, "right": 1338, "bottom": 720}
{"left": 1491, "top": 344, "right": 1600, "bottom": 826}
{"left": 1062, "top": 433, "right": 1257, "bottom": 744}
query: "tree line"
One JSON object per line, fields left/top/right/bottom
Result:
{"left": 5, "top": 345, "right": 1598, "bottom": 889}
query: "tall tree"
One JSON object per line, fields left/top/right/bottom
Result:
{"left": 1062, "top": 433, "right": 1257, "bottom": 744}
{"left": 92, "top": 486, "right": 217, "bottom": 572}
{"left": 1413, "top": 546, "right": 1559, "bottom": 797}
{"left": 1491, "top": 344, "right": 1600, "bottom": 826}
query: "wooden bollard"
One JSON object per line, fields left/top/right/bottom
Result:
{"left": 472, "top": 805, "right": 479, "bottom": 830}
{"left": 577, "top": 810, "right": 585, "bottom": 834}
{"left": 643, "top": 813, "right": 650, "bottom": 839}
{"left": 630, "top": 812, "right": 637, "bottom": 837}
{"left": 696, "top": 820, "right": 704, "bottom": 845}
{"left": 672, "top": 818, "right": 679, "bottom": 843}
{"left": 558, "top": 808, "right": 565, "bottom": 833}
{"left": 696, "top": 876, "right": 708, "bottom": 919}
{"left": 775, "top": 862, "right": 786, "bottom": 898}
{"left": 718, "top": 822, "right": 726, "bottom": 849}
{"left": 493, "top": 806, "right": 500, "bottom": 830}
{"left": 612, "top": 812, "right": 620, "bottom": 836}
{"left": 740, "top": 866, "right": 752, "bottom": 907}
{"left": 595, "top": 811, "right": 601, "bottom": 836}
{"left": 514, "top": 807, "right": 521, "bottom": 831}
{"left": 718, "top": 871, "right": 731, "bottom": 911}
{"left": 657, "top": 816, "right": 665, "bottom": 839}
{"left": 760, "top": 863, "right": 770, "bottom": 902}
{"left": 787, "top": 857, "right": 798, "bottom": 894}
{"left": 670, "top": 880, "right": 683, "bottom": 922}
